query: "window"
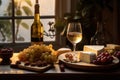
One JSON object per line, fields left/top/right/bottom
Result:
{"left": 0, "top": 0, "right": 55, "bottom": 43}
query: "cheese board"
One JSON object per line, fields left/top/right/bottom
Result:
{"left": 58, "top": 52, "right": 119, "bottom": 71}
{"left": 10, "top": 62, "right": 52, "bottom": 73}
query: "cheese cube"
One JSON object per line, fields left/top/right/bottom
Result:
{"left": 80, "top": 51, "right": 96, "bottom": 63}
{"left": 83, "top": 45, "right": 104, "bottom": 55}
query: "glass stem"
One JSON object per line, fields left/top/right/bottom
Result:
{"left": 73, "top": 43, "right": 76, "bottom": 52}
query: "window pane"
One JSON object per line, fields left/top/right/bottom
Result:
{"left": 14, "top": 0, "right": 33, "bottom": 16}
{"left": 39, "top": 0, "right": 55, "bottom": 16}
{"left": 14, "top": 0, "right": 55, "bottom": 16}
{"left": 0, "top": 20, "right": 12, "bottom": 43}
{"left": 0, "top": 0, "right": 12, "bottom": 16}
{"left": 42, "top": 19, "right": 55, "bottom": 42}
{"left": 15, "top": 19, "right": 31, "bottom": 43}
{"left": 15, "top": 19, "right": 55, "bottom": 43}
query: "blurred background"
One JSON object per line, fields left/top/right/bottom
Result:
{"left": 0, "top": 0, "right": 120, "bottom": 51}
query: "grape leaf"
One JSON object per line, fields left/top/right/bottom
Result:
{"left": 24, "top": 0, "right": 32, "bottom": 7}
{"left": 16, "top": 9, "right": 22, "bottom": 16}
{"left": 22, "top": 6, "right": 33, "bottom": 16}
{"left": 21, "top": 22, "right": 29, "bottom": 30}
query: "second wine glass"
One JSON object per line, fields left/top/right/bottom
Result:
{"left": 67, "top": 22, "right": 82, "bottom": 51}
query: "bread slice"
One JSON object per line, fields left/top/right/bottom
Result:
{"left": 57, "top": 48, "right": 71, "bottom": 56}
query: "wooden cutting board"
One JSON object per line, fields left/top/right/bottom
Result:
{"left": 10, "top": 53, "right": 52, "bottom": 73}
{"left": 10, "top": 63, "right": 52, "bottom": 73}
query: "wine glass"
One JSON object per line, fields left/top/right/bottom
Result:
{"left": 67, "top": 22, "right": 82, "bottom": 52}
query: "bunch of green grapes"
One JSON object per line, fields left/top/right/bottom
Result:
{"left": 18, "top": 44, "right": 57, "bottom": 63}
{"left": 40, "top": 52, "right": 57, "bottom": 64}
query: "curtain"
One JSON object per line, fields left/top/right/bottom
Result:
{"left": 55, "top": 0, "right": 77, "bottom": 19}
{"left": 118, "top": 0, "right": 120, "bottom": 44}
{"left": 55, "top": 0, "right": 78, "bottom": 20}
{"left": 55, "top": 0, "right": 71, "bottom": 20}
{"left": 113, "top": 0, "right": 120, "bottom": 44}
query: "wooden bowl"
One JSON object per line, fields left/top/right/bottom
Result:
{"left": 0, "top": 48, "right": 13, "bottom": 65}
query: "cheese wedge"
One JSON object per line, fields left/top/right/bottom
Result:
{"left": 106, "top": 44, "right": 120, "bottom": 50}
{"left": 83, "top": 45, "right": 104, "bottom": 55}
{"left": 80, "top": 51, "right": 96, "bottom": 63}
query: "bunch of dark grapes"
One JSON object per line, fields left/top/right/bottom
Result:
{"left": 113, "top": 51, "right": 120, "bottom": 60}
{"left": 92, "top": 52, "right": 113, "bottom": 65}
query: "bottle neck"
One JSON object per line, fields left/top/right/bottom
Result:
{"left": 34, "top": 3, "right": 40, "bottom": 21}
{"left": 34, "top": 14, "right": 40, "bottom": 21}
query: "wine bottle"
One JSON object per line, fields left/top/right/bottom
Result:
{"left": 31, "top": 0, "right": 44, "bottom": 45}
{"left": 90, "top": 21, "right": 106, "bottom": 45}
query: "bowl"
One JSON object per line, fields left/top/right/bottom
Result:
{"left": 0, "top": 48, "right": 13, "bottom": 65}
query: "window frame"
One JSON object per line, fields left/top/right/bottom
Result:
{"left": 0, "top": 0, "right": 55, "bottom": 43}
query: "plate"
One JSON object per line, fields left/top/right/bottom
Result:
{"left": 58, "top": 52, "right": 120, "bottom": 71}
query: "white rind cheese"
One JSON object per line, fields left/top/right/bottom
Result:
{"left": 83, "top": 45, "right": 104, "bottom": 55}
{"left": 80, "top": 51, "right": 96, "bottom": 63}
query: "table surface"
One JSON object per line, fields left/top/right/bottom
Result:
{"left": 1, "top": 53, "right": 120, "bottom": 80}
{"left": 0, "top": 65, "right": 120, "bottom": 80}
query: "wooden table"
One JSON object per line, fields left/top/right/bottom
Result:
{"left": 0, "top": 53, "right": 120, "bottom": 80}
{"left": 0, "top": 64, "right": 120, "bottom": 80}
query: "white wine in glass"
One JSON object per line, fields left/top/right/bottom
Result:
{"left": 67, "top": 22, "right": 82, "bottom": 51}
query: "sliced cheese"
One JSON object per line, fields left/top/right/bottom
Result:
{"left": 80, "top": 51, "right": 96, "bottom": 63}
{"left": 83, "top": 45, "right": 104, "bottom": 55}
